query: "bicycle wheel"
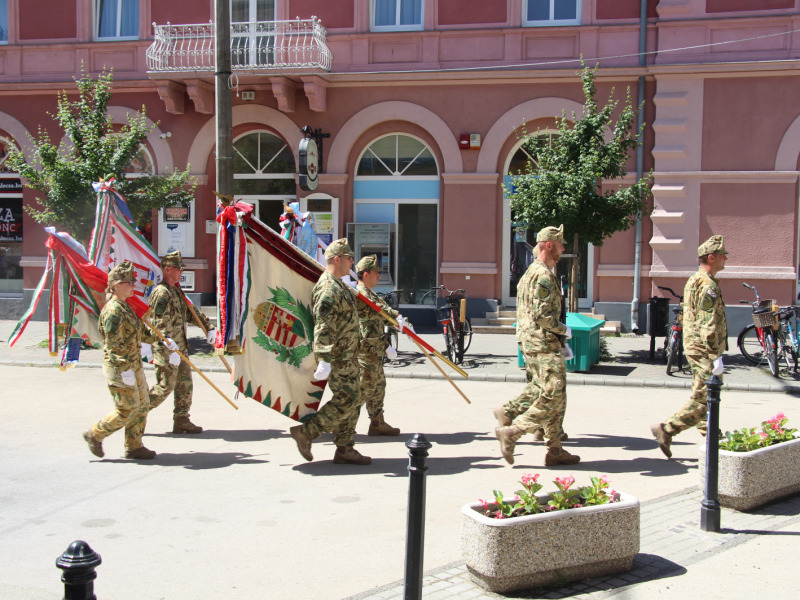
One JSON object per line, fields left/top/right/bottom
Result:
{"left": 389, "top": 328, "right": 399, "bottom": 352}
{"left": 442, "top": 322, "right": 456, "bottom": 363}
{"left": 764, "top": 329, "right": 779, "bottom": 377}
{"left": 777, "top": 329, "right": 793, "bottom": 373}
{"left": 737, "top": 324, "right": 764, "bottom": 364}
{"left": 660, "top": 329, "right": 671, "bottom": 364}
{"left": 462, "top": 318, "right": 473, "bottom": 353}
{"left": 666, "top": 330, "right": 681, "bottom": 375}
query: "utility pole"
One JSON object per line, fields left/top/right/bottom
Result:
{"left": 215, "top": 0, "right": 234, "bottom": 198}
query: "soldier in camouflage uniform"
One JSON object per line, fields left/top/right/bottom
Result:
{"left": 290, "top": 239, "right": 371, "bottom": 465}
{"left": 82, "top": 262, "right": 159, "bottom": 460}
{"left": 494, "top": 225, "right": 580, "bottom": 467}
{"left": 147, "top": 251, "right": 215, "bottom": 434}
{"left": 652, "top": 235, "right": 728, "bottom": 458}
{"left": 355, "top": 254, "right": 407, "bottom": 436}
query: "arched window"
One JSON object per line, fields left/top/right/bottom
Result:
{"left": 233, "top": 130, "right": 295, "bottom": 228}
{"left": 353, "top": 134, "right": 439, "bottom": 305}
{"left": 0, "top": 135, "right": 23, "bottom": 293}
{"left": 123, "top": 145, "right": 155, "bottom": 176}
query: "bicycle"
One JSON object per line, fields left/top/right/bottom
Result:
{"left": 376, "top": 289, "right": 402, "bottom": 361}
{"left": 433, "top": 285, "right": 473, "bottom": 365}
{"left": 737, "top": 282, "right": 788, "bottom": 378}
{"left": 657, "top": 286, "right": 685, "bottom": 375}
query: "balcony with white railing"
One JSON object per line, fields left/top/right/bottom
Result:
{"left": 146, "top": 17, "right": 332, "bottom": 73}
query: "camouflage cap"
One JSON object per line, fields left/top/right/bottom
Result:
{"left": 536, "top": 224, "right": 565, "bottom": 244}
{"left": 356, "top": 254, "right": 380, "bottom": 273}
{"left": 161, "top": 250, "right": 184, "bottom": 268}
{"left": 324, "top": 238, "right": 354, "bottom": 260}
{"left": 698, "top": 235, "right": 728, "bottom": 257}
{"left": 107, "top": 261, "right": 135, "bottom": 290}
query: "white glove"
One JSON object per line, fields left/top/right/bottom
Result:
{"left": 564, "top": 326, "right": 572, "bottom": 340}
{"left": 385, "top": 345, "right": 398, "bottom": 361}
{"left": 164, "top": 337, "right": 178, "bottom": 352}
{"left": 562, "top": 343, "right": 574, "bottom": 361}
{"left": 712, "top": 356, "right": 724, "bottom": 376}
{"left": 121, "top": 369, "right": 136, "bottom": 386}
{"left": 141, "top": 343, "right": 153, "bottom": 363}
{"left": 168, "top": 351, "right": 181, "bottom": 366}
{"left": 314, "top": 361, "right": 331, "bottom": 381}
{"left": 206, "top": 329, "right": 216, "bottom": 345}
{"left": 397, "top": 314, "right": 407, "bottom": 331}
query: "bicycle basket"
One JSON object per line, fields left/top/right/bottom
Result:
{"left": 752, "top": 306, "right": 778, "bottom": 329}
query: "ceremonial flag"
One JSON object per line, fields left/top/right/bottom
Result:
{"left": 216, "top": 204, "right": 324, "bottom": 423}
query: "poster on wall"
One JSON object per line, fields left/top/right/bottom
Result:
{"left": 0, "top": 197, "right": 22, "bottom": 243}
{"left": 158, "top": 201, "right": 195, "bottom": 257}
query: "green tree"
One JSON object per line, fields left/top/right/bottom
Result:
{"left": 506, "top": 63, "right": 652, "bottom": 310}
{"left": 7, "top": 68, "right": 195, "bottom": 244}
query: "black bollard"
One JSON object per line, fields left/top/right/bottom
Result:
{"left": 700, "top": 373, "right": 723, "bottom": 532}
{"left": 403, "top": 433, "right": 432, "bottom": 600}
{"left": 56, "top": 540, "right": 102, "bottom": 600}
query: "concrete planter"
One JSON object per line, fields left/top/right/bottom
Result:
{"left": 460, "top": 492, "right": 640, "bottom": 594}
{"left": 699, "top": 436, "right": 800, "bottom": 511}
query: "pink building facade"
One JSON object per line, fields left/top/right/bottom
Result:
{"left": 1, "top": 0, "right": 799, "bottom": 330}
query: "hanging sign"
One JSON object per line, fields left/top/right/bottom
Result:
{"left": 298, "top": 136, "right": 319, "bottom": 191}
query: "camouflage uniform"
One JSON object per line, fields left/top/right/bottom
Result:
{"left": 504, "top": 258, "right": 569, "bottom": 444}
{"left": 147, "top": 278, "right": 212, "bottom": 420}
{"left": 300, "top": 270, "right": 362, "bottom": 447}
{"left": 90, "top": 274, "right": 156, "bottom": 452}
{"left": 356, "top": 281, "right": 399, "bottom": 419}
{"left": 664, "top": 268, "right": 728, "bottom": 436}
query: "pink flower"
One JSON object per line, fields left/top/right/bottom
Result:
{"left": 775, "top": 412, "right": 786, "bottom": 421}
{"left": 495, "top": 510, "right": 505, "bottom": 519}
{"left": 600, "top": 475, "right": 609, "bottom": 484}
{"left": 511, "top": 495, "right": 520, "bottom": 502}
{"left": 608, "top": 489, "right": 618, "bottom": 502}
{"left": 479, "top": 498, "right": 489, "bottom": 510}
{"left": 759, "top": 431, "right": 769, "bottom": 441}
{"left": 556, "top": 476, "right": 575, "bottom": 490}
{"left": 521, "top": 473, "right": 540, "bottom": 486}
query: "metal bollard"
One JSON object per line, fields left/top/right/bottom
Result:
{"left": 56, "top": 540, "right": 102, "bottom": 600}
{"left": 700, "top": 373, "right": 723, "bottom": 532}
{"left": 403, "top": 433, "right": 432, "bottom": 600}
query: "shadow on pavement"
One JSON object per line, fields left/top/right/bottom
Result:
{"left": 505, "top": 456, "right": 697, "bottom": 478}
{"left": 146, "top": 428, "right": 288, "bottom": 443}
{"left": 293, "top": 455, "right": 505, "bottom": 477}
{"left": 99, "top": 451, "right": 269, "bottom": 470}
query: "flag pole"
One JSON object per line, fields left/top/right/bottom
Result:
{"left": 411, "top": 338, "right": 471, "bottom": 404}
{"left": 144, "top": 318, "right": 238, "bottom": 410}
{"left": 180, "top": 290, "right": 233, "bottom": 374}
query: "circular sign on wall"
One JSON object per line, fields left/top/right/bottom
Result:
{"left": 299, "top": 137, "right": 319, "bottom": 191}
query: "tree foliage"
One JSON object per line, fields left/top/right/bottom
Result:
{"left": 7, "top": 68, "right": 195, "bottom": 243}
{"left": 506, "top": 63, "right": 653, "bottom": 248}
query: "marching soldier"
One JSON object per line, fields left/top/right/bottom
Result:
{"left": 290, "top": 239, "right": 371, "bottom": 465}
{"left": 652, "top": 235, "right": 728, "bottom": 458}
{"left": 148, "top": 251, "right": 216, "bottom": 434}
{"left": 494, "top": 225, "right": 580, "bottom": 466}
{"left": 82, "top": 261, "right": 159, "bottom": 459}
{"left": 355, "top": 254, "right": 406, "bottom": 436}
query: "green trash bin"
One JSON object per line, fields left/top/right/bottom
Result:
{"left": 565, "top": 313, "right": 605, "bottom": 372}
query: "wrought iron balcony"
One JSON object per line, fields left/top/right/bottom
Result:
{"left": 146, "top": 17, "right": 332, "bottom": 73}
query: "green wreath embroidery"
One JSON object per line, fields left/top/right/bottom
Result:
{"left": 252, "top": 287, "right": 314, "bottom": 368}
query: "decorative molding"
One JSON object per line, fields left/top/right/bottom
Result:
{"left": 654, "top": 170, "right": 799, "bottom": 183}
{"left": 155, "top": 81, "right": 186, "bottom": 115}
{"left": 270, "top": 77, "right": 297, "bottom": 112}
{"left": 186, "top": 79, "right": 214, "bottom": 115}
{"left": 440, "top": 262, "right": 497, "bottom": 275}
{"left": 318, "top": 173, "right": 349, "bottom": 186}
{"left": 301, "top": 76, "right": 328, "bottom": 112}
{"left": 441, "top": 173, "right": 499, "bottom": 185}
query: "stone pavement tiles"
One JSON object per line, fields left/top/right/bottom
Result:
{"left": 345, "top": 487, "right": 800, "bottom": 599}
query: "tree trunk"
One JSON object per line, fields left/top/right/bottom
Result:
{"left": 569, "top": 233, "right": 579, "bottom": 313}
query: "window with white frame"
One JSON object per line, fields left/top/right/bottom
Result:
{"left": 0, "top": 0, "right": 8, "bottom": 43}
{"left": 231, "top": 0, "right": 276, "bottom": 67}
{"left": 371, "top": 0, "right": 424, "bottom": 32}
{"left": 523, "top": 0, "right": 581, "bottom": 27}
{"left": 96, "top": 0, "right": 139, "bottom": 39}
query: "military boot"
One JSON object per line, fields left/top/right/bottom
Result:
{"left": 650, "top": 423, "right": 673, "bottom": 459}
{"left": 290, "top": 425, "right": 313, "bottom": 461}
{"left": 544, "top": 446, "right": 581, "bottom": 466}
{"left": 173, "top": 416, "right": 203, "bottom": 434}
{"left": 493, "top": 406, "right": 512, "bottom": 427}
{"left": 533, "top": 430, "right": 569, "bottom": 442}
{"left": 125, "top": 446, "right": 157, "bottom": 460}
{"left": 82, "top": 430, "right": 104, "bottom": 458}
{"left": 333, "top": 446, "right": 372, "bottom": 465}
{"left": 368, "top": 414, "right": 400, "bottom": 436}
{"left": 495, "top": 426, "right": 525, "bottom": 465}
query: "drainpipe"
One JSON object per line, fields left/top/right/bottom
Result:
{"left": 631, "top": 0, "right": 648, "bottom": 333}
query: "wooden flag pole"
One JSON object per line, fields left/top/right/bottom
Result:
{"left": 411, "top": 338, "right": 472, "bottom": 404}
{"left": 181, "top": 293, "right": 233, "bottom": 374}
{"left": 144, "top": 318, "right": 238, "bottom": 410}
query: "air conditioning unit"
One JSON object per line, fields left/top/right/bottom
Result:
{"left": 241, "top": 91, "right": 255, "bottom": 101}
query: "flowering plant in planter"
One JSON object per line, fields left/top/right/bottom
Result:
{"left": 720, "top": 413, "right": 797, "bottom": 452}
{"left": 479, "top": 473, "right": 618, "bottom": 519}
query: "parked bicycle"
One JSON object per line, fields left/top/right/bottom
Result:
{"left": 376, "top": 289, "right": 403, "bottom": 361}
{"left": 433, "top": 285, "right": 473, "bottom": 364}
{"left": 737, "top": 282, "right": 796, "bottom": 377}
{"left": 657, "top": 286, "right": 685, "bottom": 375}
